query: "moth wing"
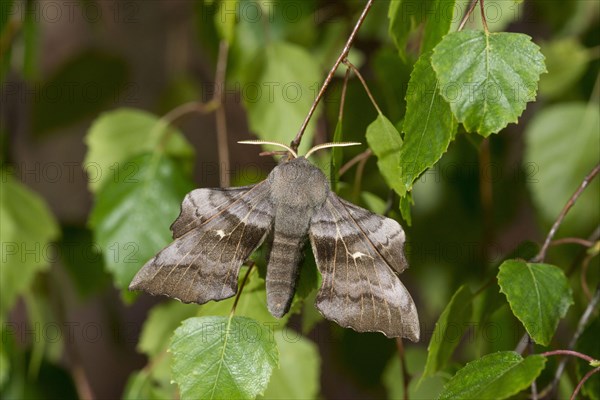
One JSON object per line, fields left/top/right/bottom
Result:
{"left": 130, "top": 182, "right": 274, "bottom": 304}
{"left": 309, "top": 193, "right": 419, "bottom": 340}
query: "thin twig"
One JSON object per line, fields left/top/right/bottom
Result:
{"left": 534, "top": 163, "right": 600, "bottom": 263}
{"left": 155, "top": 100, "right": 218, "bottom": 150}
{"left": 571, "top": 366, "right": 600, "bottom": 400}
{"left": 290, "top": 0, "right": 375, "bottom": 152}
{"left": 214, "top": 40, "right": 231, "bottom": 187}
{"left": 543, "top": 285, "right": 600, "bottom": 397}
{"left": 530, "top": 340, "right": 539, "bottom": 400}
{"left": 551, "top": 238, "right": 596, "bottom": 248}
{"left": 580, "top": 253, "right": 596, "bottom": 300}
{"left": 457, "top": 0, "right": 479, "bottom": 31}
{"left": 395, "top": 338, "right": 411, "bottom": 400}
{"left": 540, "top": 350, "right": 598, "bottom": 364}
{"left": 343, "top": 59, "right": 383, "bottom": 115}
{"left": 339, "top": 149, "right": 373, "bottom": 176}
{"left": 479, "top": 0, "right": 489, "bottom": 33}
{"left": 352, "top": 150, "right": 369, "bottom": 201}
{"left": 230, "top": 263, "right": 256, "bottom": 316}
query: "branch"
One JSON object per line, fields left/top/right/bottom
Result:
{"left": 533, "top": 163, "right": 600, "bottom": 263}
{"left": 230, "top": 262, "right": 256, "bottom": 316}
{"left": 290, "top": 0, "right": 375, "bottom": 152}
{"left": 214, "top": 40, "right": 231, "bottom": 187}
{"left": 571, "top": 366, "right": 600, "bottom": 400}
{"left": 339, "top": 149, "right": 373, "bottom": 176}
{"left": 457, "top": 0, "right": 479, "bottom": 31}
{"left": 343, "top": 59, "right": 383, "bottom": 114}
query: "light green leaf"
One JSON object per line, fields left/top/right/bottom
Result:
{"left": 170, "top": 316, "right": 278, "bottom": 400}
{"left": 89, "top": 154, "right": 193, "bottom": 293}
{"left": 423, "top": 285, "right": 473, "bottom": 380}
{"left": 138, "top": 301, "right": 198, "bottom": 357}
{"left": 438, "top": 352, "right": 546, "bottom": 399}
{"left": 84, "top": 108, "right": 194, "bottom": 192}
{"left": 260, "top": 334, "right": 320, "bottom": 400}
{"left": 244, "top": 42, "right": 320, "bottom": 155}
{"left": 432, "top": 30, "right": 546, "bottom": 136}
{"left": 498, "top": 260, "right": 573, "bottom": 346}
{"left": 524, "top": 103, "right": 599, "bottom": 235}
{"left": 575, "top": 317, "right": 600, "bottom": 400}
{"left": 366, "top": 114, "right": 404, "bottom": 195}
{"left": 400, "top": 51, "right": 457, "bottom": 194}
{"left": 0, "top": 174, "right": 59, "bottom": 315}
{"left": 422, "top": 0, "right": 457, "bottom": 53}
{"left": 539, "top": 38, "right": 590, "bottom": 99}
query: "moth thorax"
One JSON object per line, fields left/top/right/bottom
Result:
{"left": 269, "top": 158, "right": 328, "bottom": 209}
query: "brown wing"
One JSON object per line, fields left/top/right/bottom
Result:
{"left": 309, "top": 192, "right": 419, "bottom": 340}
{"left": 129, "top": 182, "right": 274, "bottom": 304}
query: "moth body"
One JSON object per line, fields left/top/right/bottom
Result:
{"left": 266, "top": 157, "right": 329, "bottom": 317}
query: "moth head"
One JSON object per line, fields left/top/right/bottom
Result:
{"left": 237, "top": 140, "right": 361, "bottom": 160}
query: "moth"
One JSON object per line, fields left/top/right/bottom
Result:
{"left": 130, "top": 140, "right": 419, "bottom": 341}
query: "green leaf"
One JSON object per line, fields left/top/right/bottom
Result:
{"left": 539, "top": 38, "right": 590, "bottom": 99}
{"left": 0, "top": 173, "right": 59, "bottom": 315}
{"left": 84, "top": 108, "right": 194, "bottom": 193}
{"left": 497, "top": 260, "right": 573, "bottom": 346}
{"left": 399, "top": 192, "right": 413, "bottom": 226}
{"left": 260, "top": 334, "right": 320, "bottom": 400}
{"left": 32, "top": 50, "right": 129, "bottom": 135}
{"left": 138, "top": 301, "right": 198, "bottom": 357}
{"left": 431, "top": 30, "right": 546, "bottom": 136}
{"left": 89, "top": 154, "right": 193, "bottom": 294}
{"left": 524, "top": 103, "right": 599, "bottom": 235}
{"left": 438, "top": 352, "right": 546, "bottom": 399}
{"left": 244, "top": 42, "right": 321, "bottom": 155}
{"left": 575, "top": 317, "right": 600, "bottom": 400}
{"left": 366, "top": 114, "right": 404, "bottom": 195}
{"left": 123, "top": 369, "right": 176, "bottom": 400}
{"left": 423, "top": 285, "right": 473, "bottom": 380}
{"left": 400, "top": 51, "right": 457, "bottom": 194}
{"left": 422, "top": 0, "right": 457, "bottom": 54}
{"left": 170, "top": 316, "right": 278, "bottom": 400}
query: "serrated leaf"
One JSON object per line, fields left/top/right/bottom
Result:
{"left": 84, "top": 108, "right": 194, "bottom": 193}
{"left": 32, "top": 50, "right": 128, "bottom": 135}
{"left": 0, "top": 173, "right": 59, "bottom": 315}
{"left": 170, "top": 316, "right": 278, "bottom": 400}
{"left": 438, "top": 351, "right": 546, "bottom": 399}
{"left": 497, "top": 260, "right": 573, "bottom": 346}
{"left": 432, "top": 30, "right": 546, "bottom": 136}
{"left": 524, "top": 103, "right": 599, "bottom": 235}
{"left": 576, "top": 317, "right": 600, "bottom": 399}
{"left": 400, "top": 51, "right": 457, "bottom": 194}
{"left": 244, "top": 42, "right": 320, "bottom": 155}
{"left": 366, "top": 114, "right": 404, "bottom": 195}
{"left": 423, "top": 285, "right": 473, "bottom": 380}
{"left": 260, "top": 334, "right": 320, "bottom": 400}
{"left": 89, "top": 154, "right": 193, "bottom": 293}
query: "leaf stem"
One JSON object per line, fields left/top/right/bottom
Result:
{"left": 339, "top": 67, "right": 352, "bottom": 123}
{"left": 533, "top": 163, "right": 600, "bottom": 263}
{"left": 339, "top": 149, "right": 373, "bottom": 176}
{"left": 457, "top": 0, "right": 479, "bottom": 32}
{"left": 290, "top": 0, "right": 375, "bottom": 152}
{"left": 551, "top": 237, "right": 596, "bottom": 248}
{"left": 571, "top": 366, "right": 600, "bottom": 400}
{"left": 230, "top": 263, "right": 256, "bottom": 316}
{"left": 479, "top": 0, "right": 489, "bottom": 34}
{"left": 343, "top": 59, "right": 383, "bottom": 115}
{"left": 540, "top": 350, "right": 598, "bottom": 364}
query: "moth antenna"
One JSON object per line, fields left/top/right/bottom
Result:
{"left": 305, "top": 142, "right": 362, "bottom": 159}
{"left": 238, "top": 140, "right": 297, "bottom": 158}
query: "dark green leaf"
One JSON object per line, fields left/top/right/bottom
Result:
{"left": 524, "top": 103, "right": 599, "bottom": 235}
{"left": 438, "top": 352, "right": 546, "bottom": 399}
{"left": 170, "top": 316, "right": 278, "bottom": 400}
{"left": 84, "top": 108, "right": 194, "bottom": 193}
{"left": 399, "top": 192, "right": 413, "bottom": 226}
{"left": 431, "top": 31, "right": 546, "bottom": 136}
{"left": 388, "top": 0, "right": 422, "bottom": 59}
{"left": 0, "top": 173, "right": 59, "bottom": 315}
{"left": 498, "top": 260, "right": 573, "bottom": 346}
{"left": 422, "top": 0, "right": 457, "bottom": 54}
{"left": 32, "top": 50, "right": 129, "bottom": 135}
{"left": 423, "top": 285, "right": 473, "bottom": 380}
{"left": 89, "top": 154, "right": 193, "bottom": 294}
{"left": 260, "top": 334, "right": 320, "bottom": 400}
{"left": 366, "top": 113, "right": 404, "bottom": 195}
{"left": 400, "top": 50, "right": 457, "bottom": 194}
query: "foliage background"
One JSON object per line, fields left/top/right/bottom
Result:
{"left": 1, "top": 0, "right": 599, "bottom": 399}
